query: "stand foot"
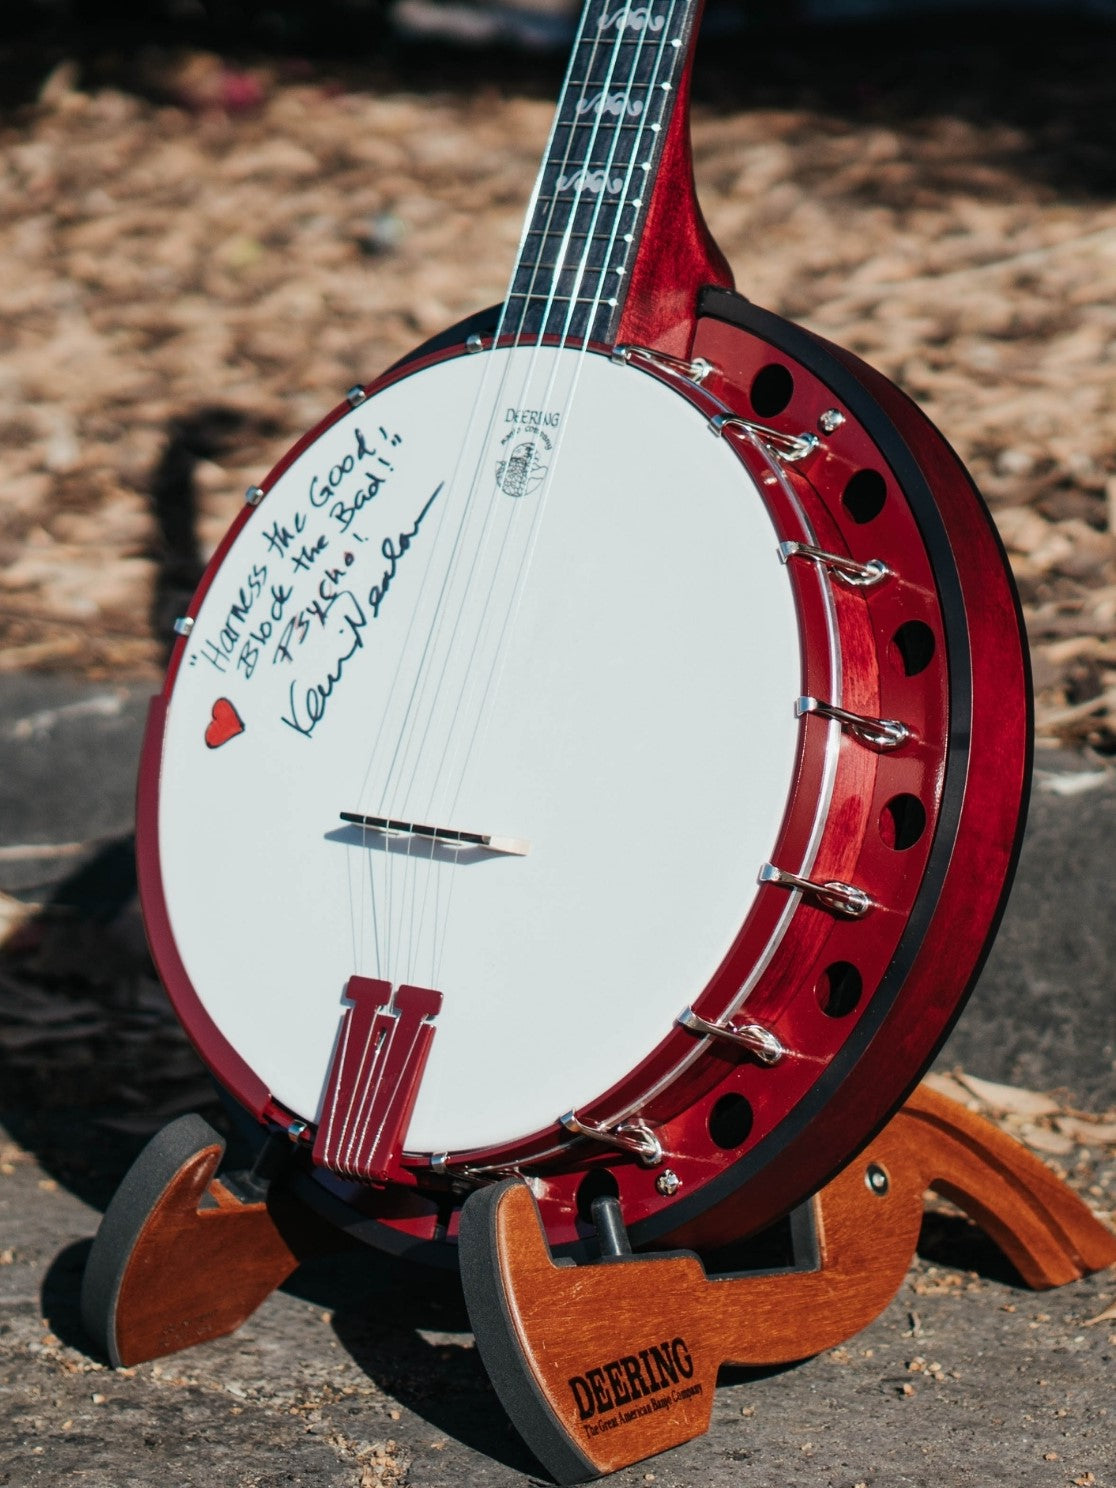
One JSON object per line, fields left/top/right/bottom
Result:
{"left": 459, "top": 1084, "right": 1116, "bottom": 1483}
{"left": 81, "top": 1114, "right": 343, "bottom": 1367}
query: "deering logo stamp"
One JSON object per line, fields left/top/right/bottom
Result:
{"left": 566, "top": 1336, "right": 703, "bottom": 1439}
{"left": 496, "top": 405, "right": 561, "bottom": 498}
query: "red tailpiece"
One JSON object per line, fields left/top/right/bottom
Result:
{"left": 312, "top": 978, "right": 442, "bottom": 1182}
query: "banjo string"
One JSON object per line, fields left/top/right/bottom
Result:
{"left": 374, "top": 2, "right": 626, "bottom": 817}
{"left": 353, "top": 28, "right": 614, "bottom": 984}
{"left": 407, "top": 2, "right": 682, "bottom": 992}
{"left": 371, "top": 0, "right": 643, "bottom": 985}
{"left": 421, "top": 8, "right": 682, "bottom": 989}
{"left": 362, "top": 2, "right": 681, "bottom": 994}
{"left": 401, "top": 2, "right": 675, "bottom": 990}
{"left": 348, "top": 287, "right": 534, "bottom": 980}
{"left": 347, "top": 349, "right": 510, "bottom": 980}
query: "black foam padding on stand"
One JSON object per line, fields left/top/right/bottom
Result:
{"left": 80, "top": 1113, "right": 225, "bottom": 1367}
{"left": 459, "top": 1181, "right": 598, "bottom": 1485}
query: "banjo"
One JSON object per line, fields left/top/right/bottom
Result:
{"left": 137, "top": 0, "right": 1030, "bottom": 1259}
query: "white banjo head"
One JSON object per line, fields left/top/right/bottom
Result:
{"left": 154, "top": 344, "right": 803, "bottom": 1158}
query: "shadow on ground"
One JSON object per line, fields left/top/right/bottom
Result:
{"left": 0, "top": 840, "right": 228, "bottom": 1211}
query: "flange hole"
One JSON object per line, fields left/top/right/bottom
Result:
{"left": 842, "top": 469, "right": 887, "bottom": 524}
{"left": 890, "top": 620, "right": 936, "bottom": 676}
{"left": 708, "top": 1093, "right": 754, "bottom": 1150}
{"left": 880, "top": 793, "right": 927, "bottom": 851}
{"left": 749, "top": 363, "right": 795, "bottom": 417}
{"left": 818, "top": 961, "right": 863, "bottom": 1018}
{"left": 576, "top": 1168, "right": 620, "bottom": 1224}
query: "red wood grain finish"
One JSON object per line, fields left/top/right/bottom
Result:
{"left": 615, "top": 49, "right": 733, "bottom": 355}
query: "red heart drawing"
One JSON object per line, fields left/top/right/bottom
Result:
{"left": 204, "top": 697, "right": 245, "bottom": 749}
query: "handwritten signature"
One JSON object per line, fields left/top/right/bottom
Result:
{"left": 280, "top": 484, "right": 444, "bottom": 739}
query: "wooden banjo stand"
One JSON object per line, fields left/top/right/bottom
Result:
{"left": 81, "top": 0, "right": 1114, "bottom": 1479}
{"left": 82, "top": 1084, "right": 1116, "bottom": 1481}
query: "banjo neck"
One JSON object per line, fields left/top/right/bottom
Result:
{"left": 502, "top": 0, "right": 732, "bottom": 356}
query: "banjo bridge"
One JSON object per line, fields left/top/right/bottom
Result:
{"left": 340, "top": 811, "right": 529, "bottom": 857}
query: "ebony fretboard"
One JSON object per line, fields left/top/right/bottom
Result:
{"left": 501, "top": 0, "right": 701, "bottom": 346}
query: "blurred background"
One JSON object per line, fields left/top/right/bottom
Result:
{"left": 1, "top": 0, "right": 1115, "bottom": 747}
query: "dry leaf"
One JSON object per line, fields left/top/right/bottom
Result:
{"left": 1056, "top": 1116, "right": 1116, "bottom": 1146}
{"left": 922, "top": 1072, "right": 981, "bottom": 1108}
{"left": 1017, "top": 1122, "right": 1077, "bottom": 1156}
{"left": 952, "top": 1073, "right": 1061, "bottom": 1118}
{"left": 0, "top": 891, "right": 37, "bottom": 941}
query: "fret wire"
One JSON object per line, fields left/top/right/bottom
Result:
{"left": 509, "top": 295, "right": 616, "bottom": 309}
{"left": 509, "top": 300, "right": 615, "bottom": 342}
{"left": 564, "top": 77, "right": 672, "bottom": 85}
{"left": 523, "top": 227, "right": 616, "bottom": 241}
{"left": 540, "top": 153, "right": 644, "bottom": 182}
{"left": 518, "top": 246, "right": 625, "bottom": 273}
{"left": 511, "top": 254, "right": 624, "bottom": 287}
{"left": 549, "top": 121, "right": 649, "bottom": 139}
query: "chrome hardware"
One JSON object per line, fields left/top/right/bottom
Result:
{"left": 172, "top": 616, "right": 195, "bottom": 637}
{"left": 560, "top": 1111, "right": 663, "bottom": 1167}
{"left": 711, "top": 413, "right": 819, "bottom": 463}
{"left": 818, "top": 408, "right": 846, "bottom": 434}
{"left": 465, "top": 334, "right": 485, "bottom": 353}
{"left": 286, "top": 1120, "right": 309, "bottom": 1141}
{"left": 677, "top": 1007, "right": 787, "bottom": 1066}
{"left": 655, "top": 1169, "right": 682, "bottom": 1197}
{"left": 427, "top": 1152, "right": 526, "bottom": 1185}
{"left": 346, "top": 384, "right": 367, "bottom": 407}
{"left": 245, "top": 485, "right": 266, "bottom": 507}
{"left": 612, "top": 343, "right": 713, "bottom": 384}
{"left": 758, "top": 862, "right": 872, "bottom": 918}
{"left": 796, "top": 695, "right": 910, "bottom": 751}
{"left": 778, "top": 540, "right": 890, "bottom": 587}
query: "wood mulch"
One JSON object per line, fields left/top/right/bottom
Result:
{"left": 1, "top": 19, "right": 1115, "bottom": 749}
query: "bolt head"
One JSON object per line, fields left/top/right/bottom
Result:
{"left": 865, "top": 1162, "right": 889, "bottom": 1195}
{"left": 819, "top": 408, "right": 846, "bottom": 434}
{"left": 655, "top": 1169, "right": 682, "bottom": 1197}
